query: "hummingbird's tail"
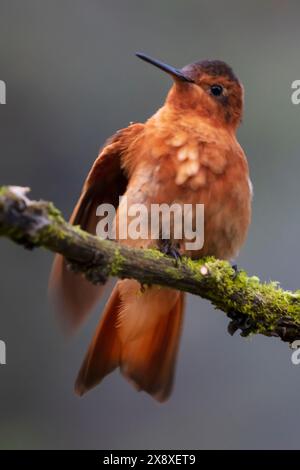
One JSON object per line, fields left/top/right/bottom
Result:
{"left": 75, "top": 280, "right": 185, "bottom": 402}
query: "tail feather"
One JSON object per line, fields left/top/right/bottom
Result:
{"left": 75, "top": 286, "right": 121, "bottom": 396}
{"left": 75, "top": 282, "right": 185, "bottom": 402}
{"left": 121, "top": 292, "right": 185, "bottom": 401}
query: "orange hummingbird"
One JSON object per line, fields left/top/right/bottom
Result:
{"left": 49, "top": 53, "right": 252, "bottom": 402}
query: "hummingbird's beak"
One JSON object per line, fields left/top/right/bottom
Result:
{"left": 136, "top": 52, "right": 194, "bottom": 83}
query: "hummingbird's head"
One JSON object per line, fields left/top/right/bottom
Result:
{"left": 136, "top": 53, "right": 243, "bottom": 129}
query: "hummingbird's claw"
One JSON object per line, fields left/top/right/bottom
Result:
{"left": 227, "top": 309, "right": 255, "bottom": 337}
{"left": 159, "top": 240, "right": 182, "bottom": 266}
{"left": 231, "top": 263, "right": 240, "bottom": 280}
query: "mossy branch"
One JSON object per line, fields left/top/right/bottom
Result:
{"left": 1, "top": 185, "right": 300, "bottom": 343}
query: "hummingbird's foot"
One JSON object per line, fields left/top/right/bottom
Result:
{"left": 231, "top": 263, "right": 240, "bottom": 280}
{"left": 227, "top": 309, "right": 255, "bottom": 337}
{"left": 159, "top": 239, "right": 182, "bottom": 265}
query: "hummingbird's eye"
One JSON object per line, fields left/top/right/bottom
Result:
{"left": 210, "top": 84, "right": 223, "bottom": 97}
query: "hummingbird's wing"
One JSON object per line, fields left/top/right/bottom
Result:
{"left": 49, "top": 123, "right": 144, "bottom": 332}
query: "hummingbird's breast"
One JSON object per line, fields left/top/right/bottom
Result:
{"left": 141, "top": 109, "right": 239, "bottom": 192}
{"left": 120, "top": 111, "right": 252, "bottom": 260}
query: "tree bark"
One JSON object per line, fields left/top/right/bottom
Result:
{"left": 1, "top": 185, "right": 300, "bottom": 343}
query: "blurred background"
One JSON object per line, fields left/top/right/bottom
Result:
{"left": 0, "top": 0, "right": 300, "bottom": 450}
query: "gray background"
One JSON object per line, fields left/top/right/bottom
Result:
{"left": 0, "top": 0, "right": 300, "bottom": 449}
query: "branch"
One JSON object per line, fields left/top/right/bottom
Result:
{"left": 0, "top": 185, "right": 300, "bottom": 343}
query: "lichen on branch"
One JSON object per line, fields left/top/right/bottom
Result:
{"left": 1, "top": 185, "right": 300, "bottom": 342}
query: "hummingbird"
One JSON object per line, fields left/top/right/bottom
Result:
{"left": 49, "top": 53, "right": 252, "bottom": 402}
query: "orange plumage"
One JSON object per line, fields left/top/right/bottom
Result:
{"left": 49, "top": 54, "right": 252, "bottom": 402}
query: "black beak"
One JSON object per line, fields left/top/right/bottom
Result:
{"left": 135, "top": 52, "right": 194, "bottom": 83}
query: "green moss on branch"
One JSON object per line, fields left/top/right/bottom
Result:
{"left": 1, "top": 185, "right": 300, "bottom": 343}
